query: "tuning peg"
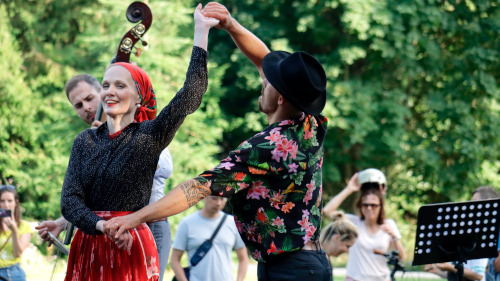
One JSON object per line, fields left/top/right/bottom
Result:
{"left": 133, "top": 48, "right": 143, "bottom": 57}
{"left": 138, "top": 36, "right": 148, "bottom": 47}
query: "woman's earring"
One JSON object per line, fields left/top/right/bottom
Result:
{"left": 137, "top": 104, "right": 141, "bottom": 108}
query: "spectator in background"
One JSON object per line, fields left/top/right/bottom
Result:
{"left": 323, "top": 172, "right": 405, "bottom": 281}
{"left": 35, "top": 72, "right": 174, "bottom": 281}
{"left": 319, "top": 211, "right": 357, "bottom": 258}
{"left": 424, "top": 185, "right": 498, "bottom": 281}
{"left": 0, "top": 185, "right": 31, "bottom": 281}
{"left": 171, "top": 196, "right": 248, "bottom": 281}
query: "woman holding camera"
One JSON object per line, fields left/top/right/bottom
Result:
{"left": 0, "top": 185, "right": 31, "bottom": 281}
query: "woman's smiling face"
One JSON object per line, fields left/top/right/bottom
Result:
{"left": 101, "top": 65, "right": 140, "bottom": 120}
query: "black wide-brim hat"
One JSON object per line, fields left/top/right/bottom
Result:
{"left": 262, "top": 51, "right": 327, "bottom": 115}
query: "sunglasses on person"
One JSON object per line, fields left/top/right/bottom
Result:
{"left": 361, "top": 203, "right": 380, "bottom": 209}
{"left": 0, "top": 185, "right": 15, "bottom": 190}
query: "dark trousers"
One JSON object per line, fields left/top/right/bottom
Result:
{"left": 257, "top": 249, "right": 332, "bottom": 281}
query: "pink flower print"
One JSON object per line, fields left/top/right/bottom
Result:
{"left": 246, "top": 225, "right": 257, "bottom": 242}
{"left": 302, "top": 209, "right": 310, "bottom": 218}
{"left": 246, "top": 181, "right": 271, "bottom": 200}
{"left": 303, "top": 190, "right": 313, "bottom": 204}
{"left": 270, "top": 127, "right": 281, "bottom": 135}
{"left": 237, "top": 182, "right": 250, "bottom": 190}
{"left": 253, "top": 250, "right": 262, "bottom": 260}
{"left": 303, "top": 232, "right": 312, "bottom": 244}
{"left": 303, "top": 129, "right": 314, "bottom": 140}
{"left": 236, "top": 156, "right": 242, "bottom": 162}
{"left": 306, "top": 225, "right": 316, "bottom": 237}
{"left": 265, "top": 130, "right": 283, "bottom": 145}
{"left": 272, "top": 216, "right": 284, "bottom": 227}
{"left": 288, "top": 163, "right": 299, "bottom": 173}
{"left": 235, "top": 219, "right": 245, "bottom": 233}
{"left": 218, "top": 162, "right": 235, "bottom": 170}
{"left": 222, "top": 156, "right": 231, "bottom": 162}
{"left": 289, "top": 142, "right": 298, "bottom": 159}
{"left": 281, "top": 202, "right": 295, "bottom": 213}
{"left": 271, "top": 149, "right": 284, "bottom": 163}
{"left": 270, "top": 191, "right": 285, "bottom": 209}
{"left": 306, "top": 180, "right": 316, "bottom": 193}
{"left": 279, "top": 119, "right": 295, "bottom": 126}
{"left": 316, "top": 157, "right": 323, "bottom": 170}
{"left": 274, "top": 138, "right": 298, "bottom": 161}
{"left": 298, "top": 217, "right": 309, "bottom": 231}
{"left": 301, "top": 224, "right": 316, "bottom": 245}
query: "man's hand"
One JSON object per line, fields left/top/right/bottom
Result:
{"left": 103, "top": 213, "right": 142, "bottom": 241}
{"left": 435, "top": 262, "right": 456, "bottom": 272}
{"left": 36, "top": 218, "right": 67, "bottom": 243}
{"left": 91, "top": 120, "right": 103, "bottom": 129}
{"left": 202, "top": 2, "right": 234, "bottom": 31}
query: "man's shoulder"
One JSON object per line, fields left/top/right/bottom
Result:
{"left": 179, "top": 211, "right": 201, "bottom": 223}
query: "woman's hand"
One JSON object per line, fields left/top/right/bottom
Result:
{"left": 346, "top": 173, "right": 361, "bottom": 193}
{"left": 194, "top": 3, "right": 220, "bottom": 29}
{"left": 114, "top": 230, "right": 133, "bottom": 251}
{"left": 380, "top": 223, "right": 397, "bottom": 239}
{"left": 4, "top": 216, "right": 17, "bottom": 231}
{"left": 192, "top": 3, "right": 220, "bottom": 51}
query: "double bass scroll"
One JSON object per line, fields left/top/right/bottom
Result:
{"left": 93, "top": 1, "right": 154, "bottom": 122}
{"left": 112, "top": 1, "right": 153, "bottom": 63}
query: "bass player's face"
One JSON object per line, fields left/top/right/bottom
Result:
{"left": 68, "top": 81, "right": 101, "bottom": 125}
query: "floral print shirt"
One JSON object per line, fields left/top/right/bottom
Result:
{"left": 197, "top": 113, "right": 327, "bottom": 262}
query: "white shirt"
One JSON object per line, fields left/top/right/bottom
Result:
{"left": 345, "top": 214, "right": 402, "bottom": 281}
{"left": 149, "top": 148, "right": 173, "bottom": 204}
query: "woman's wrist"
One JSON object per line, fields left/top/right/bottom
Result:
{"left": 96, "top": 220, "right": 105, "bottom": 233}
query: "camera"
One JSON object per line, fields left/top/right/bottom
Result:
{"left": 0, "top": 209, "right": 12, "bottom": 217}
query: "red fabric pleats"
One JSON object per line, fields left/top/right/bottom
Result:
{"left": 64, "top": 211, "right": 159, "bottom": 281}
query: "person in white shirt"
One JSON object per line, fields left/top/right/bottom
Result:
{"left": 324, "top": 171, "right": 405, "bottom": 281}
{"left": 171, "top": 196, "right": 248, "bottom": 281}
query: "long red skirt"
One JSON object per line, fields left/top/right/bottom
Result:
{"left": 64, "top": 211, "right": 159, "bottom": 281}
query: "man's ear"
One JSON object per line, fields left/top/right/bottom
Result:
{"left": 277, "top": 95, "right": 286, "bottom": 105}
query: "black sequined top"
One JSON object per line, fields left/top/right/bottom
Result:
{"left": 61, "top": 47, "right": 208, "bottom": 235}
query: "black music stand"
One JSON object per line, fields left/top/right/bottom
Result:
{"left": 413, "top": 199, "right": 500, "bottom": 280}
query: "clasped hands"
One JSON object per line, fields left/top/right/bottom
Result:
{"left": 98, "top": 216, "right": 139, "bottom": 251}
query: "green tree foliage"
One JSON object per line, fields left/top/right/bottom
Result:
{"left": 1, "top": 0, "right": 499, "bottom": 231}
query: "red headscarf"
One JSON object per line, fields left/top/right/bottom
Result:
{"left": 111, "top": 62, "right": 157, "bottom": 122}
